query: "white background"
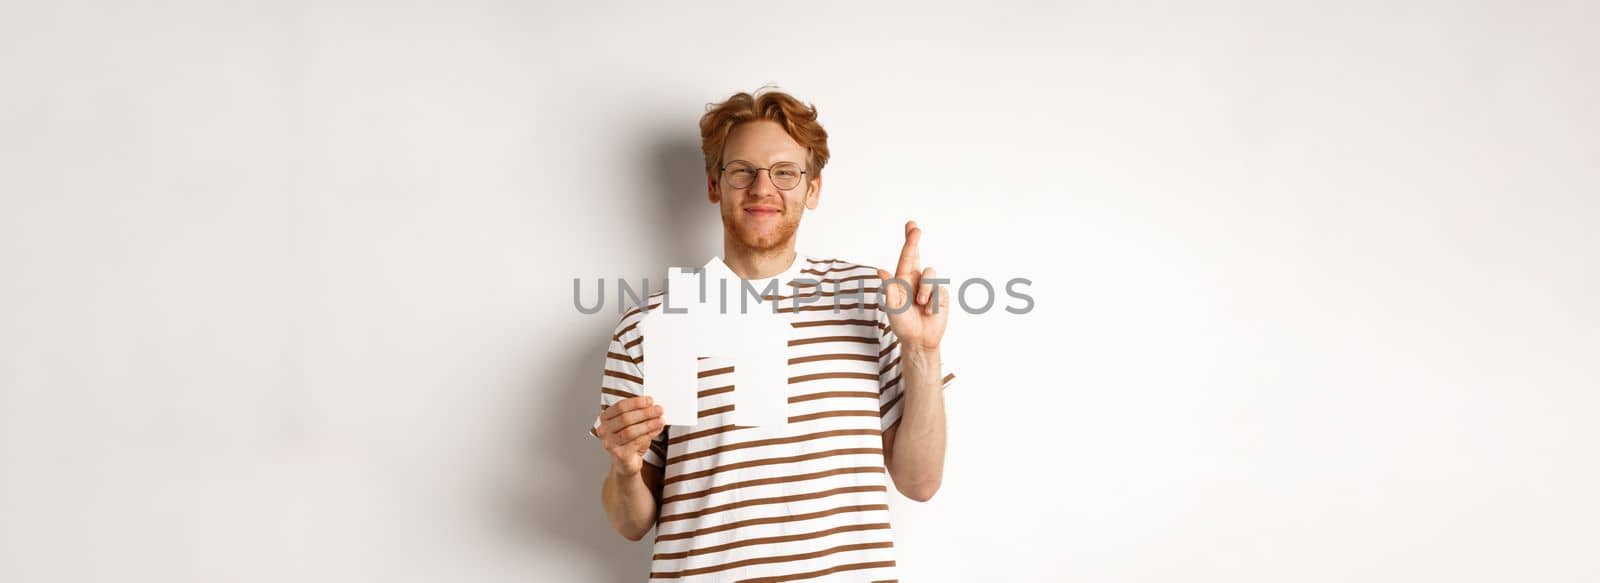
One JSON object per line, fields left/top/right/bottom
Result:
{"left": 3, "top": 1, "right": 1597, "bottom": 581}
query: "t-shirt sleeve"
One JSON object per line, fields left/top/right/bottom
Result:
{"left": 588, "top": 310, "right": 668, "bottom": 468}
{"left": 876, "top": 301, "right": 957, "bottom": 433}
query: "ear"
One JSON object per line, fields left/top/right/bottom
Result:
{"left": 803, "top": 175, "right": 822, "bottom": 210}
{"left": 706, "top": 172, "right": 721, "bottom": 204}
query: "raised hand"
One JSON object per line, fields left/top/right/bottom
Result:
{"left": 876, "top": 220, "right": 950, "bottom": 352}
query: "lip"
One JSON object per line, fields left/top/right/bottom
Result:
{"left": 743, "top": 207, "right": 782, "bottom": 215}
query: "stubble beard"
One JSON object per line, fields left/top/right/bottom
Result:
{"left": 721, "top": 205, "right": 801, "bottom": 255}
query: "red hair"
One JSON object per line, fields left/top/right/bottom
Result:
{"left": 699, "top": 87, "right": 830, "bottom": 179}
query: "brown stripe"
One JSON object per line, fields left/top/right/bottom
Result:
{"left": 788, "top": 353, "right": 877, "bottom": 365}
{"left": 660, "top": 465, "right": 884, "bottom": 506}
{"left": 603, "top": 369, "right": 643, "bottom": 384}
{"left": 740, "top": 274, "right": 879, "bottom": 304}
{"left": 790, "top": 410, "right": 879, "bottom": 424}
{"left": 880, "top": 392, "right": 902, "bottom": 416}
{"left": 739, "top": 560, "right": 898, "bottom": 583}
{"left": 881, "top": 374, "right": 901, "bottom": 392}
{"left": 764, "top": 286, "right": 882, "bottom": 301}
{"left": 699, "top": 366, "right": 734, "bottom": 378}
{"left": 611, "top": 320, "right": 640, "bottom": 341}
{"left": 601, "top": 387, "right": 632, "bottom": 400}
{"left": 790, "top": 318, "right": 879, "bottom": 329}
{"left": 778, "top": 302, "right": 879, "bottom": 314}
{"left": 675, "top": 408, "right": 881, "bottom": 447}
{"left": 663, "top": 447, "right": 882, "bottom": 486}
{"left": 606, "top": 351, "right": 637, "bottom": 365}
{"left": 649, "top": 541, "right": 894, "bottom": 579}
{"left": 699, "top": 404, "right": 734, "bottom": 418}
{"left": 653, "top": 522, "right": 890, "bottom": 560}
{"left": 876, "top": 374, "right": 953, "bottom": 417}
{"left": 657, "top": 484, "right": 887, "bottom": 524}
{"left": 618, "top": 299, "right": 664, "bottom": 323}
{"left": 789, "top": 391, "right": 877, "bottom": 404}
{"left": 622, "top": 283, "right": 881, "bottom": 313}
{"left": 668, "top": 423, "right": 751, "bottom": 445}
{"left": 799, "top": 264, "right": 871, "bottom": 276}
{"left": 624, "top": 336, "right": 643, "bottom": 350}
{"left": 878, "top": 339, "right": 899, "bottom": 357}
{"left": 789, "top": 274, "right": 878, "bottom": 287}
{"left": 667, "top": 429, "right": 881, "bottom": 468}
{"left": 655, "top": 503, "right": 889, "bottom": 542}
{"left": 698, "top": 385, "right": 734, "bottom": 398}
{"left": 789, "top": 335, "right": 875, "bottom": 347}
{"left": 789, "top": 371, "right": 877, "bottom": 384}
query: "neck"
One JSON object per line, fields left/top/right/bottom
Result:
{"left": 723, "top": 242, "right": 797, "bottom": 280}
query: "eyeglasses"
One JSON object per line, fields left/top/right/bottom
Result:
{"left": 719, "top": 160, "right": 808, "bottom": 191}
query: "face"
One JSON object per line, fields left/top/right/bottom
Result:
{"left": 707, "top": 121, "right": 821, "bottom": 253}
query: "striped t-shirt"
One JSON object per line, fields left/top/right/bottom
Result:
{"left": 590, "top": 254, "right": 955, "bottom": 582}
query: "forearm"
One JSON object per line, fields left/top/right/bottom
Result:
{"left": 888, "top": 345, "right": 947, "bottom": 500}
{"left": 601, "top": 465, "right": 658, "bottom": 541}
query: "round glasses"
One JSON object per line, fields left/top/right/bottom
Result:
{"left": 720, "top": 160, "right": 808, "bottom": 191}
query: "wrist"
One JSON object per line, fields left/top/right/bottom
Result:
{"left": 610, "top": 459, "right": 640, "bottom": 479}
{"left": 900, "top": 345, "right": 941, "bottom": 376}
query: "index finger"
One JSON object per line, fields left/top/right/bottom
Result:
{"left": 601, "top": 395, "right": 653, "bottom": 421}
{"left": 896, "top": 220, "right": 921, "bottom": 277}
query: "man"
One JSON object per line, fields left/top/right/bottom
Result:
{"left": 589, "top": 88, "right": 955, "bottom": 582}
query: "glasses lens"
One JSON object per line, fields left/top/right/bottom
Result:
{"left": 771, "top": 162, "right": 802, "bottom": 190}
{"left": 725, "top": 162, "right": 755, "bottom": 188}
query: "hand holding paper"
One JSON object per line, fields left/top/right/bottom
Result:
{"left": 595, "top": 395, "right": 664, "bottom": 476}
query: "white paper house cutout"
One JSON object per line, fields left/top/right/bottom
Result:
{"left": 640, "top": 257, "right": 792, "bottom": 427}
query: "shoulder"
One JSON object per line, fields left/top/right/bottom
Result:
{"left": 611, "top": 289, "right": 667, "bottom": 340}
{"left": 796, "top": 256, "right": 893, "bottom": 327}
{"left": 798, "top": 256, "right": 882, "bottom": 284}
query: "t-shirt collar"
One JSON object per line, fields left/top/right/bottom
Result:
{"left": 704, "top": 252, "right": 806, "bottom": 287}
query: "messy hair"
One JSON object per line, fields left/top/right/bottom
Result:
{"left": 699, "top": 86, "right": 830, "bottom": 179}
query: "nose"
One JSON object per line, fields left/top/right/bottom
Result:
{"left": 746, "top": 168, "right": 780, "bottom": 199}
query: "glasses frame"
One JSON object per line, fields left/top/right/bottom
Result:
{"left": 718, "top": 160, "right": 809, "bottom": 191}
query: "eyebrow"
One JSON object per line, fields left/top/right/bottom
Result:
{"left": 725, "top": 158, "right": 800, "bottom": 165}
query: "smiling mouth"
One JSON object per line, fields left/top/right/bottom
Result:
{"left": 743, "top": 207, "right": 781, "bottom": 216}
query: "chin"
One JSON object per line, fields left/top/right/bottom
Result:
{"left": 720, "top": 208, "right": 800, "bottom": 252}
{"left": 738, "top": 231, "right": 782, "bottom": 251}
{"left": 734, "top": 225, "right": 794, "bottom": 252}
